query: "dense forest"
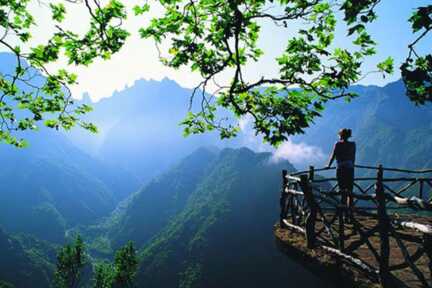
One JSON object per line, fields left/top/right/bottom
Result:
{"left": 0, "top": 0, "right": 430, "bottom": 287}
{"left": 0, "top": 72, "right": 431, "bottom": 287}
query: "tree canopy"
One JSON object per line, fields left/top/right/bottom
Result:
{"left": 54, "top": 236, "right": 138, "bottom": 288}
{"left": 54, "top": 235, "right": 87, "bottom": 288}
{"left": 0, "top": 0, "right": 430, "bottom": 146}
{"left": 93, "top": 241, "right": 138, "bottom": 288}
{"left": 0, "top": 0, "right": 128, "bottom": 146}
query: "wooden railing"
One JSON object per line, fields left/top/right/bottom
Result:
{"left": 279, "top": 165, "right": 432, "bottom": 287}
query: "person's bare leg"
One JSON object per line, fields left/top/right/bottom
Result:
{"left": 341, "top": 189, "right": 347, "bottom": 208}
{"left": 341, "top": 189, "right": 348, "bottom": 220}
{"left": 347, "top": 193, "right": 354, "bottom": 224}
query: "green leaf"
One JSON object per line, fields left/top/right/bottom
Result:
{"left": 50, "top": 3, "right": 66, "bottom": 22}
{"left": 133, "top": 4, "right": 150, "bottom": 15}
{"left": 377, "top": 57, "right": 394, "bottom": 74}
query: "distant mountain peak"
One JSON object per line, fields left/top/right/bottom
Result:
{"left": 220, "top": 146, "right": 274, "bottom": 161}
{"left": 221, "top": 146, "right": 254, "bottom": 154}
{"left": 191, "top": 145, "right": 220, "bottom": 155}
{"left": 161, "top": 76, "right": 174, "bottom": 83}
{"left": 81, "top": 92, "right": 93, "bottom": 104}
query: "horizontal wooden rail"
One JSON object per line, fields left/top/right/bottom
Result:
{"left": 286, "top": 175, "right": 302, "bottom": 182}
{"left": 321, "top": 245, "right": 380, "bottom": 280}
{"left": 282, "top": 220, "right": 379, "bottom": 281}
{"left": 355, "top": 165, "right": 432, "bottom": 174}
{"left": 282, "top": 219, "right": 305, "bottom": 234}
{"left": 386, "top": 195, "right": 432, "bottom": 210}
{"left": 279, "top": 164, "right": 432, "bottom": 287}
{"left": 291, "top": 164, "right": 432, "bottom": 177}
{"left": 395, "top": 221, "right": 432, "bottom": 234}
{"left": 309, "top": 177, "right": 432, "bottom": 183}
{"left": 290, "top": 167, "right": 335, "bottom": 176}
{"left": 284, "top": 188, "right": 304, "bottom": 196}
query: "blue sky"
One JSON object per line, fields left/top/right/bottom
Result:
{"left": 255, "top": 1, "right": 432, "bottom": 89}
{"left": 2, "top": 0, "right": 431, "bottom": 101}
{"left": 356, "top": 0, "right": 431, "bottom": 85}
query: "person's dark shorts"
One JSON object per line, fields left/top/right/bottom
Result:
{"left": 337, "top": 167, "right": 354, "bottom": 193}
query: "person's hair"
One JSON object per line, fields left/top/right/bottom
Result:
{"left": 338, "top": 128, "right": 352, "bottom": 140}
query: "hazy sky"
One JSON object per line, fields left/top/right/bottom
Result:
{"left": 2, "top": 0, "right": 431, "bottom": 101}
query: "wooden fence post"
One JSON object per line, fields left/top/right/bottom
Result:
{"left": 280, "top": 170, "right": 288, "bottom": 227}
{"left": 376, "top": 164, "right": 391, "bottom": 287}
{"left": 423, "top": 234, "right": 432, "bottom": 280}
{"left": 301, "top": 174, "right": 317, "bottom": 249}
{"left": 337, "top": 205, "right": 345, "bottom": 251}
{"left": 420, "top": 179, "right": 425, "bottom": 201}
{"left": 309, "top": 166, "right": 315, "bottom": 182}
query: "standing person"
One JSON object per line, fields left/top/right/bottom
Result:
{"left": 327, "top": 128, "right": 356, "bottom": 212}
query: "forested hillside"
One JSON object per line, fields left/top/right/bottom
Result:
{"left": 67, "top": 78, "right": 231, "bottom": 184}
{"left": 107, "top": 147, "right": 219, "bottom": 249}
{"left": 0, "top": 228, "right": 55, "bottom": 287}
{"left": 97, "top": 147, "right": 327, "bottom": 288}
{"left": 0, "top": 0, "right": 429, "bottom": 285}
{"left": 0, "top": 129, "right": 139, "bottom": 243}
{"left": 70, "top": 77, "right": 432, "bottom": 176}
{"left": 297, "top": 80, "right": 432, "bottom": 170}
{"left": 1, "top": 50, "right": 431, "bottom": 287}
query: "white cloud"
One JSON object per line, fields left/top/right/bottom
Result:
{"left": 237, "top": 115, "right": 325, "bottom": 165}
{"left": 271, "top": 140, "right": 325, "bottom": 164}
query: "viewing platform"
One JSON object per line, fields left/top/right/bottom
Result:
{"left": 275, "top": 165, "right": 432, "bottom": 288}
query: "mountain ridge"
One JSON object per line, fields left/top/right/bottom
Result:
{"left": 92, "top": 146, "right": 328, "bottom": 288}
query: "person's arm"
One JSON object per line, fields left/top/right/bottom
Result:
{"left": 353, "top": 142, "right": 356, "bottom": 165}
{"left": 327, "top": 143, "right": 337, "bottom": 168}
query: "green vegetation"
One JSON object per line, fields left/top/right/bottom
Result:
{"left": 296, "top": 80, "right": 432, "bottom": 171}
{"left": 52, "top": 236, "right": 138, "bottom": 288}
{"left": 141, "top": 0, "right": 431, "bottom": 144}
{"left": 112, "top": 241, "right": 139, "bottom": 287}
{"left": 0, "top": 0, "right": 129, "bottom": 146}
{"left": 0, "top": 151, "right": 116, "bottom": 243}
{"left": 0, "top": 3, "right": 429, "bottom": 285}
{"left": 0, "top": 281, "right": 14, "bottom": 288}
{"left": 101, "top": 147, "right": 298, "bottom": 287}
{"left": 0, "top": 119, "right": 139, "bottom": 243}
{"left": 0, "top": 228, "right": 54, "bottom": 287}
{"left": 54, "top": 235, "right": 87, "bottom": 288}
{"left": 1, "top": 76, "right": 431, "bottom": 288}
{"left": 93, "top": 262, "right": 115, "bottom": 288}
{"left": 179, "top": 263, "right": 202, "bottom": 288}
{"left": 0, "top": 1, "right": 430, "bottom": 146}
